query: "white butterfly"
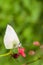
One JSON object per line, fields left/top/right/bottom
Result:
{"left": 4, "top": 25, "right": 21, "bottom": 49}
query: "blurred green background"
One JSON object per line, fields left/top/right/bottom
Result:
{"left": 0, "top": 0, "right": 43, "bottom": 65}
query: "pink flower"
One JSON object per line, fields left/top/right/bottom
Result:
{"left": 33, "top": 41, "right": 40, "bottom": 46}
{"left": 28, "top": 50, "right": 35, "bottom": 56}
{"left": 18, "top": 47, "right": 26, "bottom": 57}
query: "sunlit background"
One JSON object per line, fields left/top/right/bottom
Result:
{"left": 0, "top": 0, "right": 43, "bottom": 65}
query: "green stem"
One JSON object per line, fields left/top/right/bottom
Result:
{"left": 0, "top": 50, "right": 12, "bottom": 57}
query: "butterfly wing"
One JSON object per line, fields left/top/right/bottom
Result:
{"left": 4, "top": 25, "right": 20, "bottom": 49}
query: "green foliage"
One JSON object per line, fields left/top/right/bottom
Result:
{"left": 0, "top": 0, "right": 43, "bottom": 65}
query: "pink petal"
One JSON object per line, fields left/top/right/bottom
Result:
{"left": 18, "top": 47, "right": 26, "bottom": 57}
{"left": 21, "top": 52, "right": 26, "bottom": 57}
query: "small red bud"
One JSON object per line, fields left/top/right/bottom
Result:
{"left": 11, "top": 53, "right": 19, "bottom": 59}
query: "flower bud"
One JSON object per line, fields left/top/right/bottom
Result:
{"left": 28, "top": 50, "right": 35, "bottom": 56}
{"left": 11, "top": 53, "right": 19, "bottom": 59}
{"left": 33, "top": 41, "right": 40, "bottom": 46}
{"left": 40, "top": 45, "right": 43, "bottom": 49}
